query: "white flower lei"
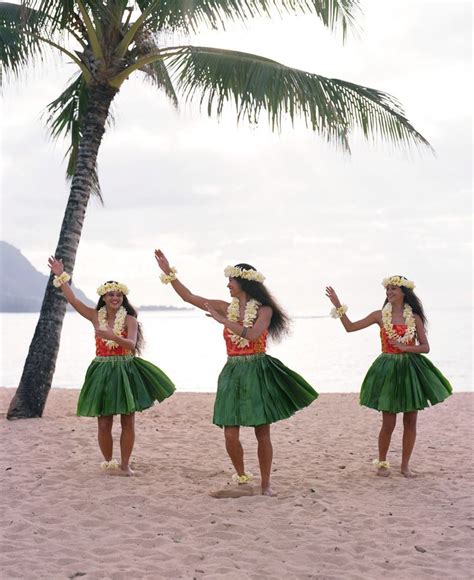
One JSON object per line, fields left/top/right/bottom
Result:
{"left": 227, "top": 298, "right": 261, "bottom": 348}
{"left": 97, "top": 306, "right": 127, "bottom": 349}
{"left": 96, "top": 281, "right": 129, "bottom": 296}
{"left": 224, "top": 266, "right": 265, "bottom": 283}
{"left": 382, "top": 276, "right": 415, "bottom": 290}
{"left": 381, "top": 303, "right": 416, "bottom": 345}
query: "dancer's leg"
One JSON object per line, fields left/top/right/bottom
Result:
{"left": 224, "top": 426, "right": 245, "bottom": 475}
{"left": 255, "top": 424, "right": 273, "bottom": 495}
{"left": 119, "top": 413, "right": 135, "bottom": 475}
{"left": 401, "top": 411, "right": 418, "bottom": 478}
{"left": 377, "top": 412, "right": 397, "bottom": 476}
{"left": 97, "top": 415, "right": 114, "bottom": 461}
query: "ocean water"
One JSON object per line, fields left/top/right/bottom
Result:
{"left": 0, "top": 309, "right": 471, "bottom": 393}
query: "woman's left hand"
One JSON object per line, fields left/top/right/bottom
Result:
{"left": 388, "top": 338, "right": 408, "bottom": 351}
{"left": 205, "top": 302, "right": 225, "bottom": 324}
{"left": 95, "top": 327, "right": 115, "bottom": 341}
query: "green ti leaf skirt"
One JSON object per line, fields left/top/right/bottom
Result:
{"left": 213, "top": 353, "right": 318, "bottom": 427}
{"left": 359, "top": 353, "right": 452, "bottom": 413}
{"left": 76, "top": 355, "right": 175, "bottom": 417}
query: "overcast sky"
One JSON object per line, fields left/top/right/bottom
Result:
{"left": 1, "top": 0, "right": 472, "bottom": 315}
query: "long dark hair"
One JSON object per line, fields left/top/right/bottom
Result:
{"left": 383, "top": 275, "right": 428, "bottom": 329}
{"left": 96, "top": 282, "right": 144, "bottom": 354}
{"left": 232, "top": 263, "right": 290, "bottom": 342}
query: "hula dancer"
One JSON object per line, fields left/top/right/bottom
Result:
{"left": 48, "top": 256, "right": 175, "bottom": 476}
{"left": 326, "top": 276, "right": 452, "bottom": 478}
{"left": 155, "top": 250, "right": 318, "bottom": 496}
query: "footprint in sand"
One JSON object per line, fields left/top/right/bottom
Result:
{"left": 209, "top": 486, "right": 260, "bottom": 499}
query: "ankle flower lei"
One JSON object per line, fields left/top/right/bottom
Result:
{"left": 98, "top": 306, "right": 127, "bottom": 348}
{"left": 227, "top": 298, "right": 261, "bottom": 347}
{"left": 382, "top": 303, "right": 416, "bottom": 344}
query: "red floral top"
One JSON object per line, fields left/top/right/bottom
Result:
{"left": 95, "top": 330, "right": 131, "bottom": 357}
{"left": 224, "top": 326, "right": 267, "bottom": 356}
{"left": 380, "top": 324, "right": 415, "bottom": 354}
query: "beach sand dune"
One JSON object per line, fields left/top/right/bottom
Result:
{"left": 1, "top": 389, "right": 472, "bottom": 579}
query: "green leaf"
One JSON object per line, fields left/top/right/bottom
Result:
{"left": 0, "top": 1, "right": 45, "bottom": 76}
{"left": 136, "top": 0, "right": 359, "bottom": 37}
{"left": 45, "top": 74, "right": 104, "bottom": 200}
{"left": 135, "top": 32, "right": 178, "bottom": 108}
{"left": 165, "top": 45, "right": 431, "bottom": 150}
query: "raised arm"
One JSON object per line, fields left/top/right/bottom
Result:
{"left": 48, "top": 256, "right": 96, "bottom": 322}
{"left": 325, "top": 286, "right": 380, "bottom": 332}
{"left": 154, "top": 249, "right": 228, "bottom": 316}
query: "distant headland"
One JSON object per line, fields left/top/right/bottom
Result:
{"left": 0, "top": 241, "right": 192, "bottom": 313}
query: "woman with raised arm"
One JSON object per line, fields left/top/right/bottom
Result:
{"left": 155, "top": 250, "right": 318, "bottom": 496}
{"left": 48, "top": 256, "right": 175, "bottom": 476}
{"left": 326, "top": 276, "right": 452, "bottom": 478}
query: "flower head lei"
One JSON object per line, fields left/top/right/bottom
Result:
{"left": 227, "top": 298, "right": 261, "bottom": 348}
{"left": 382, "top": 276, "right": 415, "bottom": 290}
{"left": 96, "top": 281, "right": 129, "bottom": 296}
{"left": 224, "top": 266, "right": 265, "bottom": 283}
{"left": 98, "top": 306, "right": 127, "bottom": 349}
{"left": 382, "top": 303, "right": 416, "bottom": 345}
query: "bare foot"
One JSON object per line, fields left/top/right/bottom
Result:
{"left": 401, "top": 466, "right": 415, "bottom": 478}
{"left": 261, "top": 486, "right": 275, "bottom": 496}
{"left": 376, "top": 467, "right": 390, "bottom": 477}
{"left": 373, "top": 459, "right": 390, "bottom": 477}
{"left": 109, "top": 465, "right": 135, "bottom": 476}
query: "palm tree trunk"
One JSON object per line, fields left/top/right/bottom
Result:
{"left": 7, "top": 83, "right": 118, "bottom": 419}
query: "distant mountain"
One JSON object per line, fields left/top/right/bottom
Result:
{"left": 0, "top": 241, "right": 94, "bottom": 312}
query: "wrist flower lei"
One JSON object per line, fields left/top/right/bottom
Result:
{"left": 98, "top": 306, "right": 127, "bottom": 349}
{"left": 53, "top": 272, "right": 71, "bottom": 287}
{"left": 160, "top": 267, "right": 178, "bottom": 284}
{"left": 227, "top": 298, "right": 261, "bottom": 347}
{"left": 330, "top": 304, "right": 348, "bottom": 319}
{"left": 382, "top": 303, "right": 416, "bottom": 344}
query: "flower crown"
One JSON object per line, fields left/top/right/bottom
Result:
{"left": 382, "top": 276, "right": 415, "bottom": 290}
{"left": 224, "top": 265, "right": 265, "bottom": 283}
{"left": 96, "top": 281, "right": 130, "bottom": 296}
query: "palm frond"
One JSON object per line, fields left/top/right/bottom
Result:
{"left": 136, "top": 0, "right": 359, "bottom": 37}
{"left": 165, "top": 46, "right": 431, "bottom": 150}
{"left": 45, "top": 74, "right": 103, "bottom": 200}
{"left": 0, "top": 1, "right": 46, "bottom": 76}
{"left": 135, "top": 32, "right": 178, "bottom": 108}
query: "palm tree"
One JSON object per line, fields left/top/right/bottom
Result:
{"left": 1, "top": 0, "right": 430, "bottom": 419}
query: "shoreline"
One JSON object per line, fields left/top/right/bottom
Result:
{"left": 1, "top": 389, "right": 473, "bottom": 579}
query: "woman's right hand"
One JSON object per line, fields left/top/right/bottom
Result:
{"left": 325, "top": 286, "right": 342, "bottom": 308}
{"left": 154, "top": 249, "right": 171, "bottom": 274}
{"left": 48, "top": 256, "right": 64, "bottom": 276}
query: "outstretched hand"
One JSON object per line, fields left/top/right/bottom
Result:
{"left": 48, "top": 256, "right": 64, "bottom": 276}
{"left": 95, "top": 326, "right": 115, "bottom": 341}
{"left": 205, "top": 302, "right": 224, "bottom": 324}
{"left": 325, "top": 286, "right": 342, "bottom": 308}
{"left": 154, "top": 249, "right": 171, "bottom": 274}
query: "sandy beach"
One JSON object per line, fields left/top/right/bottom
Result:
{"left": 1, "top": 388, "right": 472, "bottom": 580}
